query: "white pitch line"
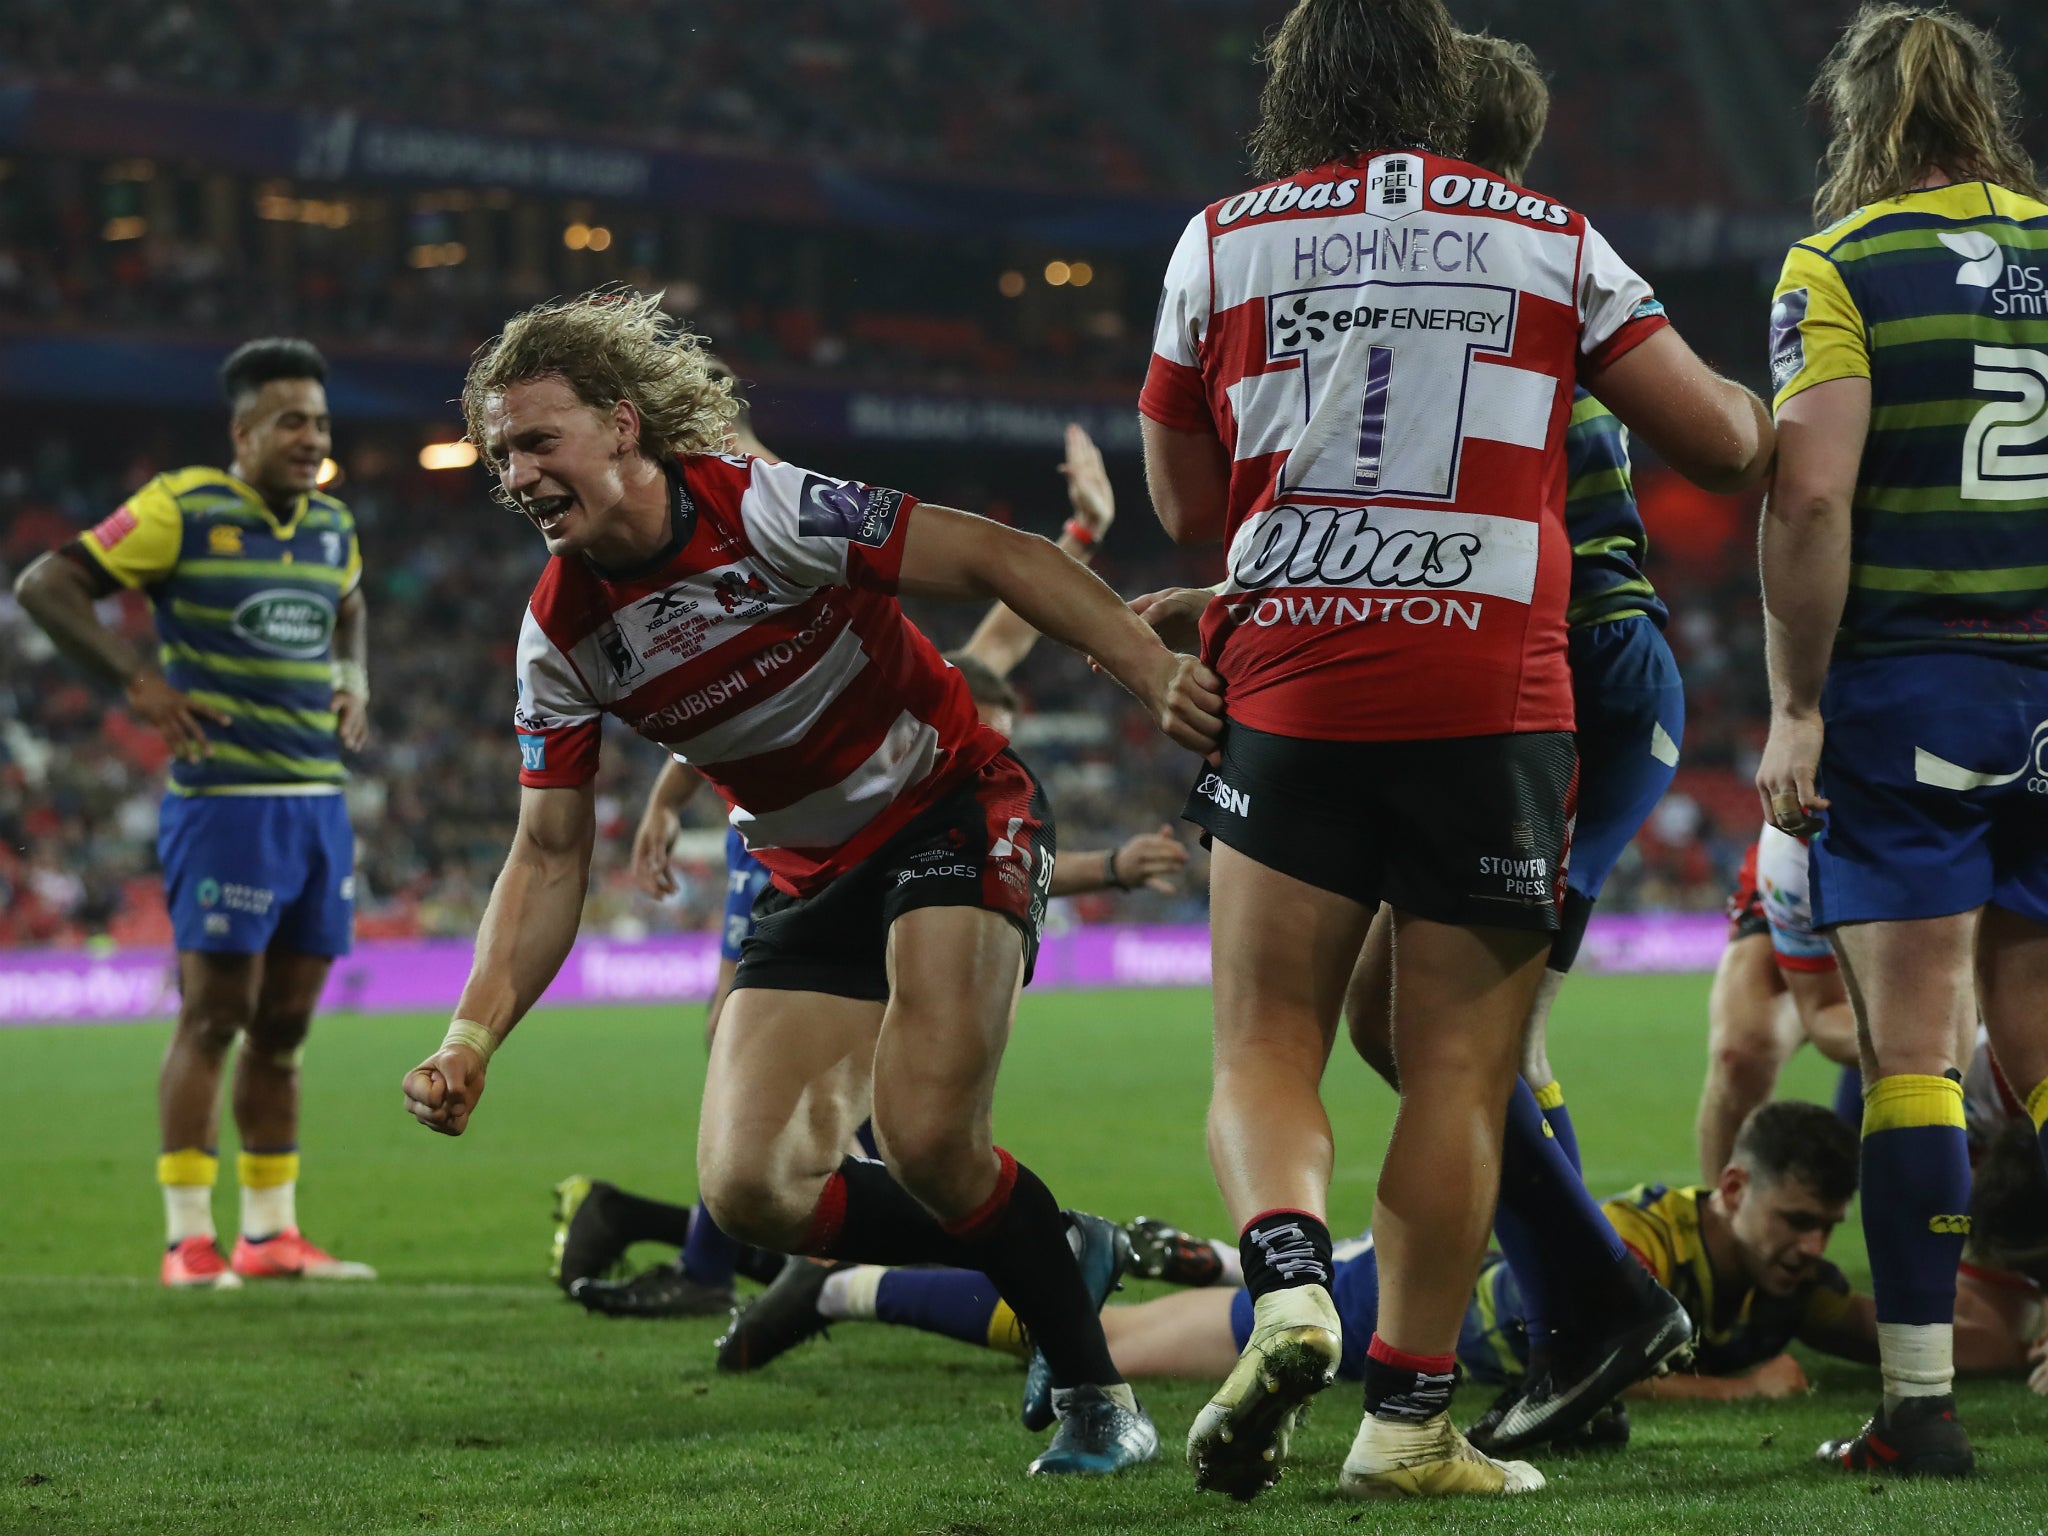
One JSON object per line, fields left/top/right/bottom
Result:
{"left": 0, "top": 1275, "right": 555, "bottom": 1298}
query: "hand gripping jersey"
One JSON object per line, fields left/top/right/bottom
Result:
{"left": 80, "top": 467, "right": 362, "bottom": 795}
{"left": 1771, "top": 182, "right": 2048, "bottom": 657}
{"left": 512, "top": 455, "right": 1003, "bottom": 897}
{"left": 1141, "top": 151, "right": 1669, "bottom": 740}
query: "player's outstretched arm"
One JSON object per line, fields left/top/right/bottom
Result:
{"left": 897, "top": 504, "right": 1223, "bottom": 755}
{"left": 959, "top": 424, "right": 1115, "bottom": 680}
{"left": 1756, "top": 379, "right": 1867, "bottom": 836}
{"left": 13, "top": 550, "right": 229, "bottom": 761}
{"left": 1630, "top": 1353, "right": 1811, "bottom": 1401}
{"left": 631, "top": 756, "right": 707, "bottom": 899}
{"left": 403, "top": 782, "right": 597, "bottom": 1136}
{"left": 1583, "top": 328, "right": 1775, "bottom": 495}
{"left": 1048, "top": 825, "right": 1189, "bottom": 897}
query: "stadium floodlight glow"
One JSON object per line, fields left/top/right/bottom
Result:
{"left": 103, "top": 216, "right": 146, "bottom": 241}
{"left": 585, "top": 226, "right": 613, "bottom": 252}
{"left": 564, "top": 223, "right": 592, "bottom": 251}
{"left": 316, "top": 459, "right": 341, "bottom": 487}
{"left": 1068, "top": 261, "right": 1094, "bottom": 288}
{"left": 998, "top": 270, "right": 1026, "bottom": 298}
{"left": 1044, "top": 261, "right": 1072, "bottom": 287}
{"left": 418, "top": 441, "right": 480, "bottom": 471}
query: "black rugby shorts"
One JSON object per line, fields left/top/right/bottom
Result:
{"left": 733, "top": 750, "right": 1054, "bottom": 1001}
{"left": 1183, "top": 721, "right": 1577, "bottom": 931}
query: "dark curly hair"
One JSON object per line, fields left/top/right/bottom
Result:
{"left": 1249, "top": 0, "right": 1471, "bottom": 179}
{"left": 1732, "top": 1100, "right": 1860, "bottom": 1204}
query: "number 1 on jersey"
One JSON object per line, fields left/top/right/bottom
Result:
{"left": 1354, "top": 345, "right": 1395, "bottom": 491}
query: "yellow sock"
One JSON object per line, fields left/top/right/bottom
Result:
{"left": 2025, "top": 1077, "right": 2048, "bottom": 1134}
{"left": 238, "top": 1150, "right": 300, "bottom": 1239}
{"left": 987, "top": 1300, "right": 1029, "bottom": 1359}
{"left": 158, "top": 1149, "right": 218, "bottom": 1245}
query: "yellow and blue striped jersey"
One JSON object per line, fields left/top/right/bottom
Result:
{"left": 1770, "top": 181, "right": 2048, "bottom": 658}
{"left": 1564, "top": 388, "right": 1665, "bottom": 631}
{"left": 80, "top": 467, "right": 361, "bottom": 796}
{"left": 1604, "top": 1183, "right": 1856, "bottom": 1376}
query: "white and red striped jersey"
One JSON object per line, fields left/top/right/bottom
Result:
{"left": 512, "top": 454, "right": 1003, "bottom": 895}
{"left": 1141, "top": 149, "right": 1669, "bottom": 742}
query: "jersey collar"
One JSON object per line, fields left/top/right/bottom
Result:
{"left": 226, "top": 470, "right": 310, "bottom": 537}
{"left": 583, "top": 460, "right": 698, "bottom": 584}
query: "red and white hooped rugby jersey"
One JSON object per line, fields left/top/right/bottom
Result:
{"left": 512, "top": 454, "right": 1003, "bottom": 895}
{"left": 1140, "top": 149, "right": 1670, "bottom": 742}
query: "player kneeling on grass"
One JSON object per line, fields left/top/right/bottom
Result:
{"left": 400, "top": 288, "right": 1222, "bottom": 1477}
{"left": 719, "top": 1103, "right": 2048, "bottom": 1429}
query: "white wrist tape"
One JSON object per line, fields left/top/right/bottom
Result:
{"left": 441, "top": 1019, "right": 498, "bottom": 1062}
{"left": 333, "top": 660, "right": 370, "bottom": 697}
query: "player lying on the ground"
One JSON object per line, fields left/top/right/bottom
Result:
{"left": 570, "top": 421, "right": 1187, "bottom": 1320}
{"left": 716, "top": 1102, "right": 2048, "bottom": 1418}
{"left": 401, "top": 288, "right": 1222, "bottom": 1476}
{"left": 1697, "top": 831, "right": 1862, "bottom": 1180}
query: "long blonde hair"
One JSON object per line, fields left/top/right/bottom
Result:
{"left": 462, "top": 287, "right": 735, "bottom": 494}
{"left": 1812, "top": 4, "right": 2041, "bottom": 226}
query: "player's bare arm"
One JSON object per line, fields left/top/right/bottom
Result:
{"left": 961, "top": 423, "right": 1116, "bottom": 678}
{"left": 332, "top": 587, "right": 371, "bottom": 752}
{"left": 13, "top": 549, "right": 230, "bottom": 761}
{"left": 402, "top": 782, "right": 597, "bottom": 1136}
{"left": 1140, "top": 418, "right": 1231, "bottom": 547}
{"left": 1049, "top": 825, "right": 1189, "bottom": 898}
{"left": 631, "top": 757, "right": 707, "bottom": 899}
{"left": 896, "top": 504, "right": 1223, "bottom": 755}
{"left": 1632, "top": 1353, "right": 1812, "bottom": 1402}
{"left": 1756, "top": 378, "right": 1867, "bottom": 836}
{"left": 1583, "top": 328, "right": 1775, "bottom": 496}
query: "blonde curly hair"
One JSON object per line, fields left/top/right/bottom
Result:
{"left": 462, "top": 287, "right": 737, "bottom": 497}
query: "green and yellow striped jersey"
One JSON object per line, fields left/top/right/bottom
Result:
{"left": 1770, "top": 181, "right": 2048, "bottom": 658}
{"left": 1605, "top": 1183, "right": 1855, "bottom": 1376}
{"left": 1564, "top": 387, "right": 1666, "bottom": 631}
{"left": 80, "top": 467, "right": 361, "bottom": 796}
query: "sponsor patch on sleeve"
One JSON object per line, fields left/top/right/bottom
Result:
{"left": 90, "top": 505, "right": 140, "bottom": 548}
{"left": 517, "top": 733, "right": 547, "bottom": 771}
{"left": 1768, "top": 287, "right": 1809, "bottom": 395}
{"left": 1629, "top": 298, "right": 1666, "bottom": 322}
{"left": 796, "top": 474, "right": 907, "bottom": 548}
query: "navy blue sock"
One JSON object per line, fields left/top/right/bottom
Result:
{"left": 873, "top": 1267, "right": 1006, "bottom": 1348}
{"left": 679, "top": 1197, "right": 740, "bottom": 1288}
{"left": 1861, "top": 1075, "right": 1971, "bottom": 1327}
{"left": 1494, "top": 1078, "right": 1629, "bottom": 1349}
{"left": 1832, "top": 1064, "right": 1865, "bottom": 1128}
{"left": 1533, "top": 1080, "right": 1581, "bottom": 1174}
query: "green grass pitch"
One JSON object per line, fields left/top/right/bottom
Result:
{"left": 2, "top": 975, "right": 2043, "bottom": 1534}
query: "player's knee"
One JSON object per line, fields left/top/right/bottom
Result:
{"left": 697, "top": 1160, "right": 810, "bottom": 1249}
{"left": 247, "top": 1003, "right": 313, "bottom": 1063}
{"left": 175, "top": 1003, "right": 247, "bottom": 1059}
{"left": 871, "top": 1113, "right": 979, "bottom": 1214}
{"left": 1708, "top": 1031, "right": 1779, "bottom": 1095}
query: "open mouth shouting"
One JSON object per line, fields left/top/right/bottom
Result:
{"left": 523, "top": 493, "right": 576, "bottom": 536}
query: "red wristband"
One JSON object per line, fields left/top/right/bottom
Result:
{"left": 1062, "top": 517, "right": 1098, "bottom": 549}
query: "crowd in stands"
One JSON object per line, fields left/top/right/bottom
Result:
{"left": 8, "top": 0, "right": 1844, "bottom": 208}
{"left": 0, "top": 429, "right": 1768, "bottom": 950}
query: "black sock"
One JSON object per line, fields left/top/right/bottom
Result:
{"left": 1239, "top": 1209, "right": 1334, "bottom": 1300}
{"left": 602, "top": 1186, "right": 697, "bottom": 1249}
{"left": 945, "top": 1152, "right": 1122, "bottom": 1390}
{"left": 1362, "top": 1334, "right": 1457, "bottom": 1422}
{"left": 800, "top": 1150, "right": 1121, "bottom": 1389}
{"left": 800, "top": 1155, "right": 969, "bottom": 1265}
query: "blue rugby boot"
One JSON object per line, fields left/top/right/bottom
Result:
{"left": 1022, "top": 1212, "right": 1135, "bottom": 1432}
{"left": 1028, "top": 1385, "right": 1160, "bottom": 1476}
